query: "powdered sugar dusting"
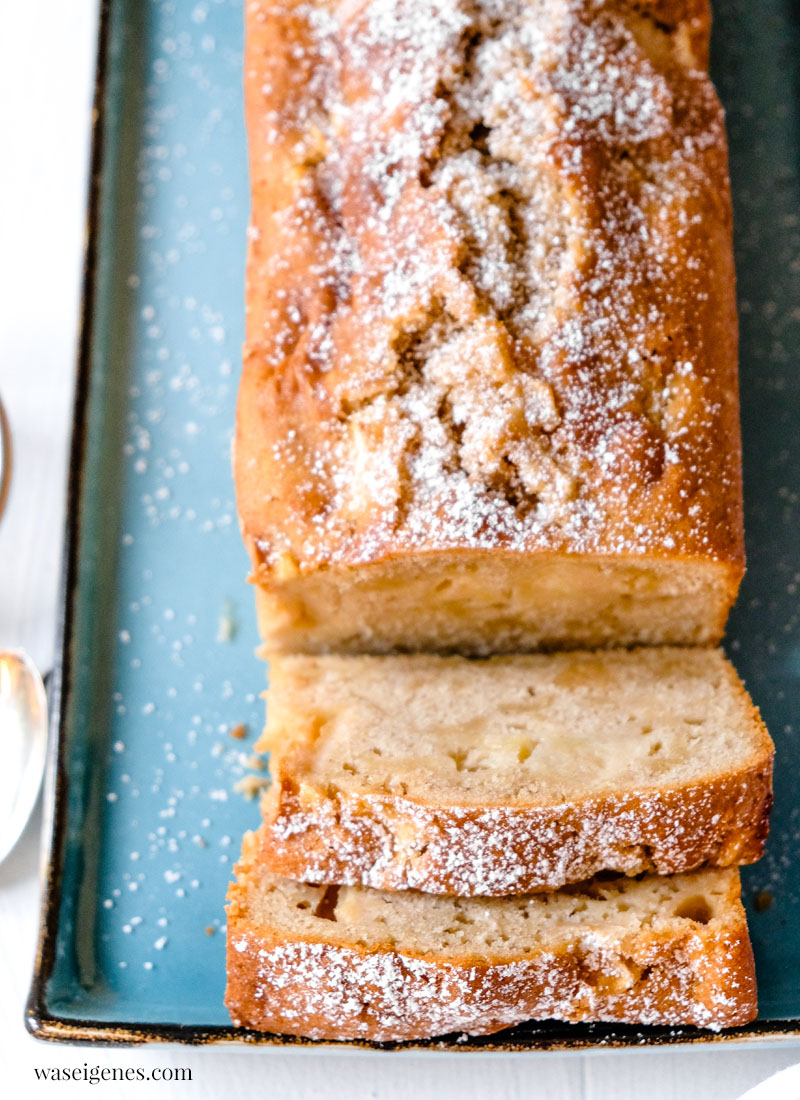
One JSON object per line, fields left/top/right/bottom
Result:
{"left": 241, "top": 0, "right": 741, "bottom": 570}
{"left": 263, "top": 782, "right": 766, "bottom": 898}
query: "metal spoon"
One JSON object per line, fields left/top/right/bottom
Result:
{"left": 0, "top": 403, "right": 49, "bottom": 864}
{"left": 0, "top": 395, "right": 11, "bottom": 520}
{"left": 0, "top": 650, "right": 48, "bottom": 864}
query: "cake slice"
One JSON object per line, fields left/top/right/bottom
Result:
{"left": 225, "top": 831, "right": 758, "bottom": 1040}
{"left": 257, "top": 650, "right": 773, "bottom": 896}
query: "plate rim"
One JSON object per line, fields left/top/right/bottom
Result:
{"left": 23, "top": 0, "right": 800, "bottom": 1051}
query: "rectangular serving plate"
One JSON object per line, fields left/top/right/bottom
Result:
{"left": 26, "top": 0, "right": 800, "bottom": 1049}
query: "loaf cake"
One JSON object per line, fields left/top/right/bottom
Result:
{"left": 230, "top": 0, "right": 762, "bottom": 1045}
{"left": 225, "top": 830, "right": 758, "bottom": 1040}
{"left": 256, "top": 650, "right": 774, "bottom": 895}
{"left": 236, "top": 0, "right": 743, "bottom": 655}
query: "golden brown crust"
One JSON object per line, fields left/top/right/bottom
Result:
{"left": 236, "top": 0, "right": 744, "bottom": 652}
{"left": 258, "top": 760, "right": 773, "bottom": 897}
{"left": 225, "top": 841, "right": 757, "bottom": 1040}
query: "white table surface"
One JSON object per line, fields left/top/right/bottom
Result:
{"left": 1, "top": 2, "right": 798, "bottom": 1096}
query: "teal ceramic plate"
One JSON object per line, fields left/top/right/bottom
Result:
{"left": 26, "top": 0, "right": 800, "bottom": 1048}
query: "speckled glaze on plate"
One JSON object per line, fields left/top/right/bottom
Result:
{"left": 26, "top": 0, "right": 800, "bottom": 1048}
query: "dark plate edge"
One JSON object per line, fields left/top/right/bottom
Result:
{"left": 21, "top": 1011, "right": 800, "bottom": 1052}
{"left": 20, "top": 0, "right": 800, "bottom": 1052}
{"left": 23, "top": 0, "right": 113, "bottom": 1043}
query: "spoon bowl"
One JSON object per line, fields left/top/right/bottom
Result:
{"left": 0, "top": 649, "right": 48, "bottom": 864}
{"left": 0, "top": 396, "right": 11, "bottom": 522}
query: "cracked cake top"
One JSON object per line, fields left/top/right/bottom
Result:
{"left": 236, "top": 0, "right": 742, "bottom": 573}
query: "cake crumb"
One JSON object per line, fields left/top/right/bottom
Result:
{"left": 217, "top": 600, "right": 238, "bottom": 642}
{"left": 754, "top": 889, "right": 774, "bottom": 912}
{"left": 234, "top": 774, "right": 270, "bottom": 800}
